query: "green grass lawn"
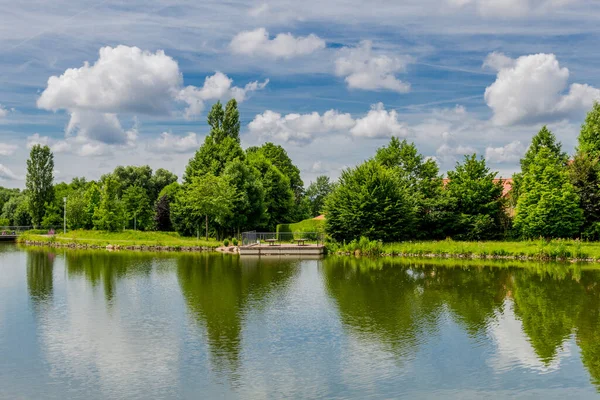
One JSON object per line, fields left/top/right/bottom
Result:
{"left": 20, "top": 230, "right": 221, "bottom": 248}
{"left": 277, "top": 217, "right": 325, "bottom": 234}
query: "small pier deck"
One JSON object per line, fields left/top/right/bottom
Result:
{"left": 239, "top": 243, "right": 325, "bottom": 256}
{"left": 0, "top": 226, "right": 31, "bottom": 242}
{"left": 240, "top": 231, "right": 325, "bottom": 257}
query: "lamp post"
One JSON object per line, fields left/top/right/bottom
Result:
{"left": 63, "top": 197, "right": 66, "bottom": 234}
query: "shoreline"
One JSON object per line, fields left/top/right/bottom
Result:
{"left": 16, "top": 239, "right": 600, "bottom": 263}
{"left": 19, "top": 239, "right": 231, "bottom": 253}
{"left": 332, "top": 250, "right": 599, "bottom": 263}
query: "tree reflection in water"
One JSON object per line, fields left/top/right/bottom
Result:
{"left": 26, "top": 249, "right": 55, "bottom": 311}
{"left": 323, "top": 256, "right": 600, "bottom": 390}
{"left": 177, "top": 254, "right": 299, "bottom": 381}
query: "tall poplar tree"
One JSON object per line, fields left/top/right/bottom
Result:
{"left": 26, "top": 144, "right": 54, "bottom": 227}
{"left": 184, "top": 100, "right": 245, "bottom": 181}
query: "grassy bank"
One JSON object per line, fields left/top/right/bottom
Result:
{"left": 277, "top": 217, "right": 325, "bottom": 234}
{"left": 19, "top": 230, "right": 221, "bottom": 249}
{"left": 330, "top": 237, "right": 600, "bottom": 261}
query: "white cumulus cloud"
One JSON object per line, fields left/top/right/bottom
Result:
{"left": 177, "top": 72, "right": 268, "bottom": 119}
{"left": 249, "top": 102, "right": 407, "bottom": 144}
{"left": 484, "top": 52, "right": 600, "bottom": 126}
{"left": 0, "top": 143, "right": 17, "bottom": 156}
{"left": 335, "top": 41, "right": 412, "bottom": 93}
{"left": 148, "top": 132, "right": 200, "bottom": 153}
{"left": 230, "top": 28, "right": 326, "bottom": 59}
{"left": 0, "top": 164, "right": 19, "bottom": 181}
{"left": 351, "top": 103, "right": 409, "bottom": 138}
{"left": 249, "top": 109, "right": 355, "bottom": 145}
{"left": 37, "top": 45, "right": 182, "bottom": 115}
{"left": 37, "top": 45, "right": 269, "bottom": 144}
{"left": 485, "top": 140, "right": 526, "bottom": 163}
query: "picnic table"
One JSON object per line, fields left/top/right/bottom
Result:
{"left": 265, "top": 238, "right": 279, "bottom": 246}
{"left": 295, "top": 238, "right": 308, "bottom": 246}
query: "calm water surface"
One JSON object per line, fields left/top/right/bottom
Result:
{"left": 2, "top": 243, "right": 600, "bottom": 399}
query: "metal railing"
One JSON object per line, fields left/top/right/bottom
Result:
{"left": 0, "top": 226, "right": 32, "bottom": 235}
{"left": 241, "top": 231, "right": 324, "bottom": 246}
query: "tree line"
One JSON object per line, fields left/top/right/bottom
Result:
{"left": 3, "top": 100, "right": 600, "bottom": 242}
{"left": 0, "top": 99, "right": 334, "bottom": 239}
{"left": 325, "top": 103, "right": 600, "bottom": 242}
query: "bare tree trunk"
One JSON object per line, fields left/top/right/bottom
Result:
{"left": 205, "top": 215, "right": 208, "bottom": 241}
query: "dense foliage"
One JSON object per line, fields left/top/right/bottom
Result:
{"left": 325, "top": 160, "right": 416, "bottom": 242}
{"left": 26, "top": 145, "right": 55, "bottom": 227}
{"left": 6, "top": 101, "right": 600, "bottom": 243}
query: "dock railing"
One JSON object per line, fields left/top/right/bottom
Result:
{"left": 242, "top": 231, "right": 324, "bottom": 246}
{"left": 0, "top": 226, "right": 32, "bottom": 239}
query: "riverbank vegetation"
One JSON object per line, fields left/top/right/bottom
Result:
{"left": 325, "top": 103, "right": 600, "bottom": 243}
{"left": 4, "top": 101, "right": 600, "bottom": 255}
{"left": 328, "top": 237, "right": 600, "bottom": 261}
{"left": 1, "top": 100, "right": 330, "bottom": 241}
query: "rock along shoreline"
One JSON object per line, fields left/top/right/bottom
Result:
{"left": 20, "top": 240, "right": 235, "bottom": 253}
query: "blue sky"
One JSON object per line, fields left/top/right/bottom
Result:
{"left": 1, "top": 0, "right": 599, "bottom": 188}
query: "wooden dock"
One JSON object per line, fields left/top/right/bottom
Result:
{"left": 0, "top": 226, "right": 30, "bottom": 242}
{"left": 0, "top": 233, "right": 18, "bottom": 242}
{"left": 239, "top": 243, "right": 325, "bottom": 256}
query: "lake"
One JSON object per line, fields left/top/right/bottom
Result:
{"left": 2, "top": 244, "right": 600, "bottom": 399}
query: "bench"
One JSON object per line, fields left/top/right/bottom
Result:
{"left": 265, "top": 239, "right": 279, "bottom": 246}
{"left": 296, "top": 239, "right": 308, "bottom": 246}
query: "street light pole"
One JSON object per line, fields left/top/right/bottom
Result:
{"left": 63, "top": 197, "right": 66, "bottom": 234}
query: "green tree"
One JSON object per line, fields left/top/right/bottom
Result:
{"left": 223, "top": 99, "right": 241, "bottom": 142}
{"left": 174, "top": 174, "right": 234, "bottom": 240}
{"left": 105, "top": 165, "right": 153, "bottom": 199}
{"left": 221, "top": 158, "right": 266, "bottom": 236}
{"left": 305, "top": 176, "right": 335, "bottom": 217}
{"left": 41, "top": 201, "right": 62, "bottom": 229}
{"left": 445, "top": 154, "right": 505, "bottom": 240}
{"left": 93, "top": 176, "right": 125, "bottom": 232}
{"left": 122, "top": 185, "right": 152, "bottom": 230}
{"left": 1, "top": 193, "right": 31, "bottom": 226}
{"left": 26, "top": 145, "right": 54, "bottom": 227}
{"left": 0, "top": 187, "right": 19, "bottom": 213}
{"left": 578, "top": 102, "right": 600, "bottom": 158}
{"left": 83, "top": 182, "right": 101, "bottom": 229}
{"left": 154, "top": 195, "right": 173, "bottom": 232}
{"left": 375, "top": 138, "right": 450, "bottom": 239}
{"left": 514, "top": 147, "right": 583, "bottom": 238}
{"left": 154, "top": 182, "right": 180, "bottom": 232}
{"left": 247, "top": 151, "right": 294, "bottom": 230}
{"left": 512, "top": 126, "right": 568, "bottom": 205}
{"left": 247, "top": 142, "right": 305, "bottom": 220}
{"left": 66, "top": 190, "right": 88, "bottom": 229}
{"left": 185, "top": 100, "right": 245, "bottom": 181}
{"left": 570, "top": 103, "right": 600, "bottom": 239}
{"left": 569, "top": 153, "right": 600, "bottom": 239}
{"left": 149, "top": 168, "right": 178, "bottom": 201}
{"left": 324, "top": 160, "right": 416, "bottom": 242}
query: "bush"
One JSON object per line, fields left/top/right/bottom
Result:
{"left": 324, "top": 160, "right": 416, "bottom": 242}
{"left": 232, "top": 238, "right": 238, "bottom": 246}
{"left": 224, "top": 239, "right": 230, "bottom": 247}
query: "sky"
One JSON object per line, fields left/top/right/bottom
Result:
{"left": 1, "top": 0, "right": 600, "bottom": 188}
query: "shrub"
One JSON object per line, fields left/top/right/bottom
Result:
{"left": 224, "top": 239, "right": 230, "bottom": 247}
{"left": 232, "top": 238, "right": 238, "bottom": 246}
